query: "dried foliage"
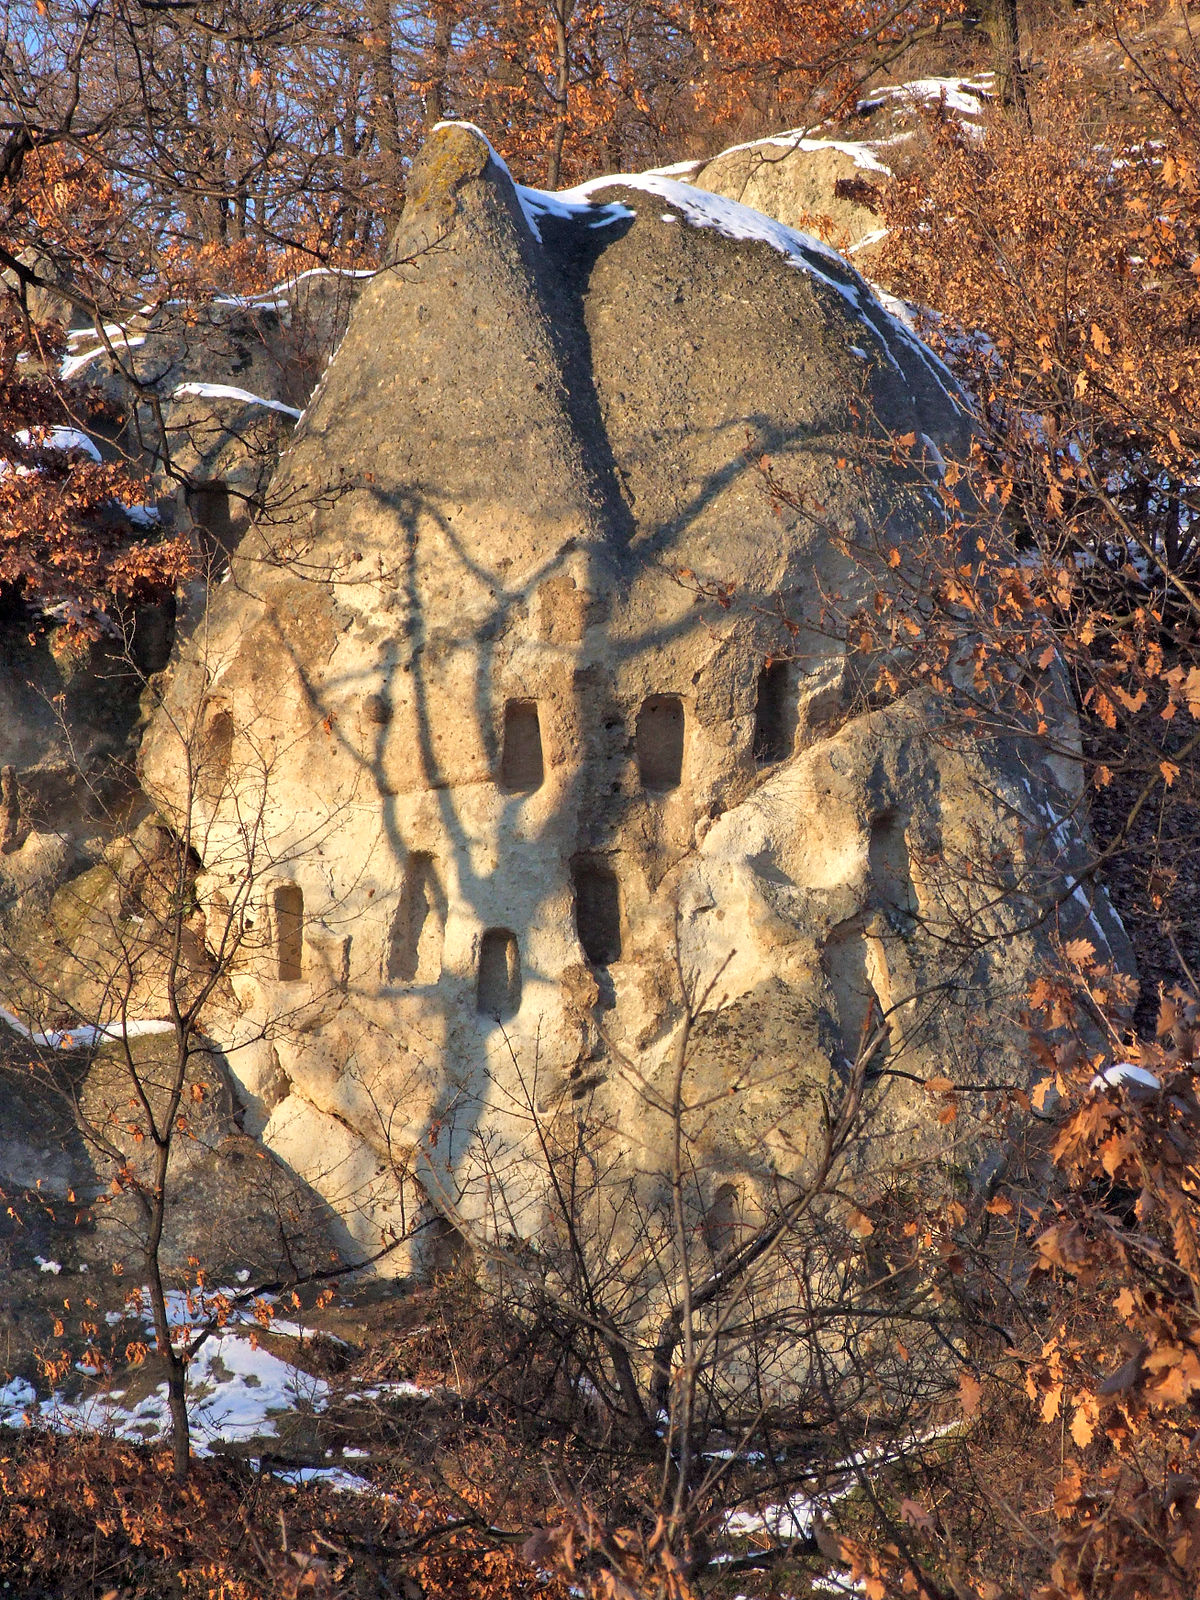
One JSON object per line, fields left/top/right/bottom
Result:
{"left": 0, "top": 142, "right": 189, "bottom": 621}
{"left": 7, "top": 8, "right": 1200, "bottom": 1599}
{"left": 0, "top": 326, "right": 189, "bottom": 618}
{"left": 883, "top": 48, "right": 1200, "bottom": 577}
{"left": 0, "top": 1429, "right": 571, "bottom": 1600}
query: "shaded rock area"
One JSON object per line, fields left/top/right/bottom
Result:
{"left": 0, "top": 598, "right": 172, "bottom": 927}
{"left": 0, "top": 270, "right": 371, "bottom": 941}
{"left": 0, "top": 1028, "right": 347, "bottom": 1288}
{"left": 63, "top": 269, "right": 367, "bottom": 569}
{"left": 108, "top": 119, "right": 1135, "bottom": 1274}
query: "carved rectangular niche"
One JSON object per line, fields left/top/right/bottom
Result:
{"left": 703, "top": 1181, "right": 744, "bottom": 1261}
{"left": 188, "top": 483, "right": 238, "bottom": 570}
{"left": 752, "top": 660, "right": 796, "bottom": 765}
{"left": 273, "top": 884, "right": 304, "bottom": 982}
{"left": 387, "top": 851, "right": 446, "bottom": 984}
{"left": 635, "top": 695, "right": 684, "bottom": 791}
{"left": 572, "top": 858, "right": 622, "bottom": 966}
{"left": 477, "top": 929, "right": 522, "bottom": 1021}
{"left": 199, "top": 705, "right": 234, "bottom": 800}
{"left": 500, "top": 700, "right": 544, "bottom": 792}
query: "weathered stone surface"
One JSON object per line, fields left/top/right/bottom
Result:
{"left": 0, "top": 1024, "right": 347, "bottom": 1280}
{"left": 134, "top": 122, "right": 1130, "bottom": 1270}
{"left": 78, "top": 1032, "right": 344, "bottom": 1276}
{"left": 56, "top": 269, "right": 366, "bottom": 572}
{"left": 679, "top": 74, "right": 994, "bottom": 266}
{"left": 0, "top": 603, "right": 170, "bottom": 871}
{"left": 688, "top": 137, "right": 888, "bottom": 259}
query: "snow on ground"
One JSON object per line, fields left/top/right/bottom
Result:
{"left": 172, "top": 381, "right": 303, "bottom": 419}
{"left": 857, "top": 73, "right": 995, "bottom": 119}
{"left": 13, "top": 426, "right": 102, "bottom": 462}
{"left": 726, "top": 1494, "right": 821, "bottom": 1541}
{"left": 125, "top": 503, "right": 161, "bottom": 528}
{"left": 0, "top": 1284, "right": 439, "bottom": 1468}
{"left": 0, "top": 1327, "right": 325, "bottom": 1455}
{"left": 722, "top": 1423, "right": 960, "bottom": 1548}
{"left": 1091, "top": 1062, "right": 1162, "bottom": 1092}
{"left": 646, "top": 158, "right": 703, "bottom": 178}
{"left": 61, "top": 331, "right": 146, "bottom": 381}
{"left": 1016, "top": 778, "right": 1128, "bottom": 955}
{"left": 0, "top": 431, "right": 161, "bottom": 539}
{"left": 352, "top": 1378, "right": 443, "bottom": 1401}
{"left": 0, "top": 1005, "right": 175, "bottom": 1052}
{"left": 273, "top": 1464, "right": 377, "bottom": 1494}
{"left": 431, "top": 122, "right": 635, "bottom": 243}
{"left": 1, "top": 426, "right": 105, "bottom": 480}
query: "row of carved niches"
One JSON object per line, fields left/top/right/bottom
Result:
{"left": 501, "top": 694, "right": 687, "bottom": 795}
{"left": 501, "top": 664, "right": 799, "bottom": 801}
{"left": 266, "top": 661, "right": 797, "bottom": 1005}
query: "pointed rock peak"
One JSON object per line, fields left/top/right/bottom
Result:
{"left": 384, "top": 121, "right": 521, "bottom": 265}
{"left": 408, "top": 121, "right": 496, "bottom": 209}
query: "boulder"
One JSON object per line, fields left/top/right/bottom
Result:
{"left": 686, "top": 135, "right": 889, "bottom": 260}
{"left": 681, "top": 73, "right": 995, "bottom": 266}
{"left": 58, "top": 269, "right": 368, "bottom": 572}
{"left": 128, "top": 121, "right": 1129, "bottom": 1270}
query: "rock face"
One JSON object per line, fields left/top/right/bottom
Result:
{"left": 684, "top": 136, "right": 889, "bottom": 259}
{"left": 136, "top": 122, "right": 1129, "bottom": 1270}
{"left": 64, "top": 271, "right": 365, "bottom": 565}
{"left": 679, "top": 74, "right": 994, "bottom": 265}
{"left": 0, "top": 271, "right": 368, "bottom": 925}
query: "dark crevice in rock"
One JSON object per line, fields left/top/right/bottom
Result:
{"left": 752, "top": 659, "right": 797, "bottom": 765}
{"left": 500, "top": 699, "right": 544, "bottom": 792}
{"left": 387, "top": 852, "right": 446, "bottom": 984}
{"left": 273, "top": 883, "right": 304, "bottom": 982}
{"left": 573, "top": 856, "right": 622, "bottom": 966}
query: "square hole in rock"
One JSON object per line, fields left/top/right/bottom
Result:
{"left": 477, "top": 928, "right": 522, "bottom": 1020}
{"left": 273, "top": 884, "right": 304, "bottom": 982}
{"left": 500, "top": 700, "right": 544, "bottom": 792}
{"left": 752, "top": 660, "right": 796, "bottom": 764}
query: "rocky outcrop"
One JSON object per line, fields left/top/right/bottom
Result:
{"left": 64, "top": 270, "right": 367, "bottom": 566}
{"left": 0, "top": 269, "right": 371, "bottom": 927}
{"left": 684, "top": 135, "right": 890, "bottom": 259}
{"left": 680, "top": 73, "right": 994, "bottom": 265}
{"left": 113, "top": 120, "right": 1129, "bottom": 1272}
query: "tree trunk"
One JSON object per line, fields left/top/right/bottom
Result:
{"left": 366, "top": 0, "right": 405, "bottom": 237}
{"left": 422, "top": 4, "right": 454, "bottom": 131}
{"left": 145, "top": 1136, "right": 191, "bottom": 1480}
{"left": 980, "top": 0, "right": 1029, "bottom": 123}
{"left": 546, "top": 0, "right": 572, "bottom": 189}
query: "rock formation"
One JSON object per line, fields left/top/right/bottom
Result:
{"left": 677, "top": 74, "right": 993, "bottom": 264}
{"left": 63, "top": 270, "right": 365, "bottom": 564}
{"left": 0, "top": 270, "right": 371, "bottom": 922}
{"left": 105, "top": 119, "right": 1131, "bottom": 1271}
{"left": 680, "top": 134, "right": 890, "bottom": 260}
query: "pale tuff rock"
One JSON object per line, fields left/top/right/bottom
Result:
{"left": 134, "top": 121, "right": 1130, "bottom": 1270}
{"left": 685, "top": 135, "right": 891, "bottom": 260}
{"left": 680, "top": 74, "right": 995, "bottom": 264}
